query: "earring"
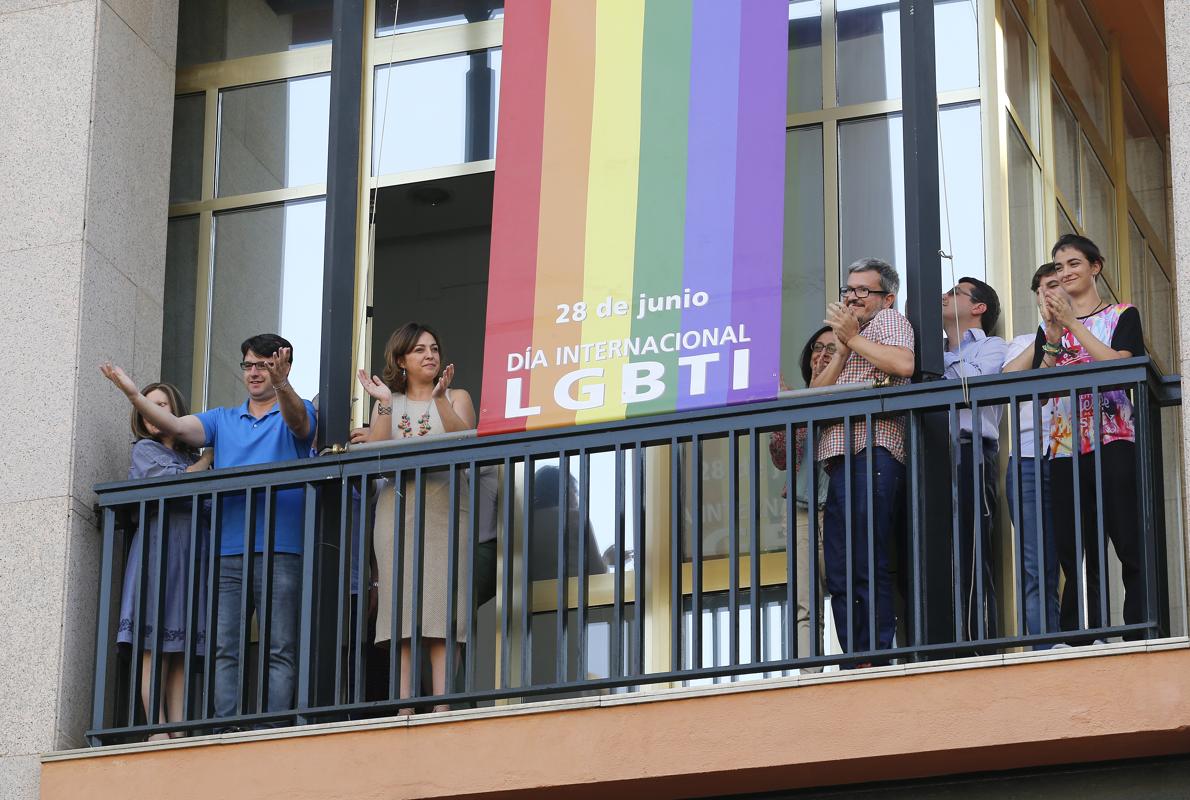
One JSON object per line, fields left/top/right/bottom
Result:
{"left": 400, "top": 367, "right": 406, "bottom": 378}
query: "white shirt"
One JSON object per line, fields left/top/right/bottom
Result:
{"left": 1003, "top": 333, "right": 1051, "bottom": 458}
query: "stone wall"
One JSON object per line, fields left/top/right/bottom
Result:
{"left": 0, "top": 2, "right": 178, "bottom": 797}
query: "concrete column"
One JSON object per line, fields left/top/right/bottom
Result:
{"left": 0, "top": 2, "right": 177, "bottom": 797}
{"left": 1167, "top": 0, "right": 1190, "bottom": 633}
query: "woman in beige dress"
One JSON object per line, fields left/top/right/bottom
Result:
{"left": 357, "top": 322, "right": 476, "bottom": 713}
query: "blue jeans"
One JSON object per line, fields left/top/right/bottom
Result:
{"left": 215, "top": 553, "right": 302, "bottom": 721}
{"left": 1005, "top": 456, "right": 1059, "bottom": 646}
{"left": 823, "top": 447, "right": 903, "bottom": 655}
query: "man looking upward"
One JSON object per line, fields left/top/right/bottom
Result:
{"left": 942, "top": 277, "right": 1007, "bottom": 644}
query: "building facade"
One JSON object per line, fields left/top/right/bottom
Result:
{"left": 2, "top": 0, "right": 1189, "bottom": 797}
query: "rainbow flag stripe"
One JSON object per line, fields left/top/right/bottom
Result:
{"left": 480, "top": 0, "right": 788, "bottom": 434}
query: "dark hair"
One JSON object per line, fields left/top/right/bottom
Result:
{"left": 958, "top": 276, "right": 1001, "bottom": 333}
{"left": 1051, "top": 234, "right": 1104, "bottom": 271}
{"left": 1030, "top": 262, "right": 1058, "bottom": 293}
{"left": 381, "top": 322, "right": 443, "bottom": 394}
{"left": 798, "top": 325, "right": 835, "bottom": 387}
{"left": 241, "top": 333, "right": 293, "bottom": 362}
{"left": 131, "top": 382, "right": 197, "bottom": 457}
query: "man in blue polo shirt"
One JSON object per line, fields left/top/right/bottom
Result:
{"left": 102, "top": 332, "right": 316, "bottom": 725}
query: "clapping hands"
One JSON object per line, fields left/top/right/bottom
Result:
{"left": 431, "top": 364, "right": 456, "bottom": 399}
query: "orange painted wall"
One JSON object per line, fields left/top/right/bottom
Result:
{"left": 42, "top": 648, "right": 1190, "bottom": 800}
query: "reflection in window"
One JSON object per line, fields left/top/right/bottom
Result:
{"left": 1007, "top": 122, "right": 1041, "bottom": 335}
{"left": 782, "top": 126, "right": 825, "bottom": 385}
{"left": 788, "top": 1, "right": 822, "bottom": 113}
{"left": 169, "top": 94, "right": 204, "bottom": 205}
{"left": 1058, "top": 204, "right": 1077, "bottom": 240}
{"left": 1003, "top": 1, "right": 1038, "bottom": 142}
{"left": 838, "top": 114, "right": 905, "bottom": 294}
{"left": 835, "top": 0, "right": 978, "bottom": 107}
{"left": 1049, "top": 0, "right": 1109, "bottom": 138}
{"left": 161, "top": 216, "right": 199, "bottom": 403}
{"left": 1080, "top": 134, "right": 1116, "bottom": 289}
{"left": 1145, "top": 251, "right": 1174, "bottom": 368}
{"left": 939, "top": 103, "right": 986, "bottom": 283}
{"left": 208, "top": 199, "right": 326, "bottom": 409}
{"left": 375, "top": 0, "right": 503, "bottom": 36}
{"left": 1124, "top": 90, "right": 1168, "bottom": 245}
{"left": 216, "top": 75, "right": 331, "bottom": 198}
{"left": 838, "top": 106, "right": 983, "bottom": 309}
{"left": 177, "top": 0, "right": 332, "bottom": 67}
{"left": 1052, "top": 86, "right": 1080, "bottom": 214}
{"left": 372, "top": 49, "right": 501, "bottom": 176}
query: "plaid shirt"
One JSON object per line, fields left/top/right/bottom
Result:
{"left": 816, "top": 307, "right": 915, "bottom": 464}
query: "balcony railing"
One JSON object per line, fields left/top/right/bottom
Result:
{"left": 88, "top": 358, "right": 1182, "bottom": 744}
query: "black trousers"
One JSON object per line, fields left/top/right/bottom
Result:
{"left": 957, "top": 439, "right": 998, "bottom": 642}
{"left": 1049, "top": 442, "right": 1145, "bottom": 635}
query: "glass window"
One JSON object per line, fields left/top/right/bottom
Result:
{"left": 1145, "top": 252, "right": 1175, "bottom": 368}
{"left": 836, "top": 0, "right": 901, "bottom": 106}
{"left": 935, "top": 0, "right": 980, "bottom": 93}
{"left": 835, "top": 0, "right": 978, "bottom": 107}
{"left": 939, "top": 103, "right": 986, "bottom": 282}
{"left": 1003, "top": 2, "right": 1038, "bottom": 142}
{"left": 1124, "top": 89, "right": 1168, "bottom": 245}
{"left": 208, "top": 199, "right": 326, "bottom": 409}
{"left": 376, "top": 0, "right": 503, "bottom": 36}
{"left": 782, "top": 125, "right": 825, "bottom": 385}
{"left": 161, "top": 216, "right": 200, "bottom": 403}
{"left": 1006, "top": 121, "right": 1042, "bottom": 335}
{"left": 169, "top": 94, "right": 204, "bottom": 205}
{"left": 1049, "top": 0, "right": 1109, "bottom": 138}
{"left": 1052, "top": 85, "right": 1080, "bottom": 215}
{"left": 177, "top": 0, "right": 333, "bottom": 67}
{"left": 1128, "top": 217, "right": 1145, "bottom": 305}
{"left": 1080, "top": 134, "right": 1117, "bottom": 289}
{"left": 838, "top": 114, "right": 905, "bottom": 295}
{"left": 216, "top": 75, "right": 331, "bottom": 198}
{"left": 1058, "top": 203, "right": 1076, "bottom": 240}
{"left": 372, "top": 49, "right": 501, "bottom": 176}
{"left": 788, "top": 0, "right": 823, "bottom": 114}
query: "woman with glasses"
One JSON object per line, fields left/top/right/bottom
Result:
{"left": 769, "top": 325, "right": 839, "bottom": 667}
{"left": 357, "top": 322, "right": 476, "bottom": 713}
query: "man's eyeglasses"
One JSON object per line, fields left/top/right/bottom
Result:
{"left": 840, "top": 286, "right": 890, "bottom": 299}
{"left": 945, "top": 286, "right": 974, "bottom": 299}
{"left": 811, "top": 342, "right": 838, "bottom": 355}
{"left": 240, "top": 360, "right": 270, "bottom": 372}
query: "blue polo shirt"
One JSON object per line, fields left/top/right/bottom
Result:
{"left": 196, "top": 399, "right": 317, "bottom": 556}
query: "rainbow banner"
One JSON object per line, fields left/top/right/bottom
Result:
{"left": 479, "top": 0, "right": 788, "bottom": 435}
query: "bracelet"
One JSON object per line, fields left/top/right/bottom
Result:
{"left": 274, "top": 380, "right": 290, "bottom": 392}
{"left": 377, "top": 405, "right": 393, "bottom": 416}
{"left": 1041, "top": 341, "right": 1063, "bottom": 357}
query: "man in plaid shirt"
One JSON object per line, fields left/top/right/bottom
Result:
{"left": 813, "top": 258, "right": 915, "bottom": 658}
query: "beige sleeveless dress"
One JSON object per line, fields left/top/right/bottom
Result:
{"left": 373, "top": 392, "right": 471, "bottom": 644}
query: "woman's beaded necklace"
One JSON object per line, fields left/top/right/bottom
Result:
{"left": 397, "top": 395, "right": 433, "bottom": 438}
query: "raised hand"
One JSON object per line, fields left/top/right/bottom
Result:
{"left": 356, "top": 369, "right": 393, "bottom": 404}
{"left": 431, "top": 363, "right": 455, "bottom": 399}
{"left": 100, "top": 362, "right": 138, "bottom": 397}
{"left": 824, "top": 302, "right": 859, "bottom": 345}
{"left": 265, "top": 347, "right": 293, "bottom": 388}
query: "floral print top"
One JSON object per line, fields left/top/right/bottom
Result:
{"left": 1031, "top": 304, "right": 1145, "bottom": 458}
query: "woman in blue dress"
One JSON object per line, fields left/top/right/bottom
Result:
{"left": 115, "top": 382, "right": 212, "bottom": 739}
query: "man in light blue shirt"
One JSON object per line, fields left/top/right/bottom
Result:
{"left": 942, "top": 278, "right": 1007, "bottom": 644}
{"left": 103, "top": 332, "right": 316, "bottom": 726}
